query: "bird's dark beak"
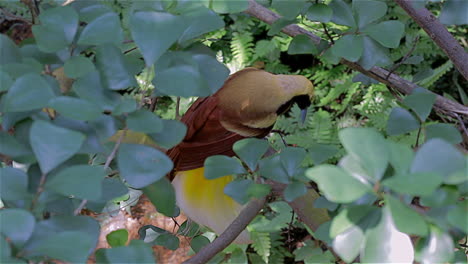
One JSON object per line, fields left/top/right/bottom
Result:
{"left": 300, "top": 108, "right": 307, "bottom": 125}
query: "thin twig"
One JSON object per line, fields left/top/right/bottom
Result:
{"left": 175, "top": 97, "right": 181, "bottom": 120}
{"left": 386, "top": 35, "right": 420, "bottom": 79}
{"left": 149, "top": 97, "right": 159, "bottom": 112}
{"left": 183, "top": 198, "right": 266, "bottom": 264}
{"left": 74, "top": 129, "right": 127, "bottom": 215}
{"left": 321, "top": 23, "right": 334, "bottom": 44}
{"left": 455, "top": 113, "right": 468, "bottom": 137}
{"left": 30, "top": 173, "right": 47, "bottom": 211}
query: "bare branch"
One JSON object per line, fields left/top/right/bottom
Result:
{"left": 394, "top": 0, "right": 468, "bottom": 81}
{"left": 183, "top": 198, "right": 266, "bottom": 264}
{"left": 244, "top": 0, "right": 468, "bottom": 118}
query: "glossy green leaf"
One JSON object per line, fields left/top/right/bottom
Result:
{"left": 35, "top": 231, "right": 94, "bottom": 262}
{"left": 118, "top": 143, "right": 173, "bottom": 188}
{"left": 3, "top": 73, "right": 55, "bottom": 112}
{"left": 439, "top": 0, "right": 468, "bottom": 25}
{"left": 382, "top": 172, "right": 442, "bottom": 196}
{"left": 113, "top": 96, "right": 138, "bottom": 116}
{"left": 332, "top": 224, "right": 364, "bottom": 263}
{"left": 177, "top": 220, "right": 200, "bottom": 238}
{"left": 387, "top": 107, "right": 420, "bottom": 135}
{"left": 306, "top": 3, "right": 333, "bottom": 22}
{"left": 411, "top": 139, "right": 465, "bottom": 182}
{"left": 210, "top": 0, "right": 249, "bottom": 13}
{"left": 46, "top": 165, "right": 105, "bottom": 200}
{"left": 179, "top": 7, "right": 224, "bottom": 43}
{"left": 105, "top": 240, "right": 155, "bottom": 263}
{"left": 191, "top": 235, "right": 211, "bottom": 253}
{"left": 419, "top": 227, "right": 454, "bottom": 264}
{"left": 387, "top": 140, "right": 414, "bottom": 175}
{"left": 0, "top": 167, "right": 30, "bottom": 201}
{"left": 331, "top": 35, "right": 363, "bottom": 62}
{"left": 258, "top": 155, "right": 290, "bottom": 184}
{"left": 287, "top": 34, "right": 317, "bottom": 55}
{"left": 425, "top": 123, "right": 462, "bottom": 144}
{"left": 283, "top": 181, "right": 307, "bottom": 202}
{"left": 339, "top": 127, "right": 389, "bottom": 180}
{"left": 224, "top": 179, "right": 252, "bottom": 205}
{"left": 143, "top": 178, "right": 177, "bottom": 217}
{"left": 268, "top": 18, "right": 296, "bottom": 36}
{"left": 420, "top": 186, "right": 459, "bottom": 208}
{"left": 306, "top": 165, "right": 371, "bottom": 203}
{"left": 76, "top": 3, "right": 114, "bottom": 23}
{"left": 385, "top": 195, "right": 428, "bottom": 236}
{"left": 247, "top": 183, "right": 272, "bottom": 199}
{"left": 30, "top": 120, "right": 86, "bottom": 174}
{"left": 358, "top": 36, "right": 392, "bottom": 70}
{"left": 0, "top": 71, "right": 13, "bottom": 91}
{"left": 0, "top": 209, "right": 35, "bottom": 246}
{"left": 64, "top": 56, "right": 96, "bottom": 79}
{"left": 329, "top": 205, "right": 373, "bottom": 238}
{"left": 329, "top": 0, "right": 355, "bottom": 27}
{"left": 106, "top": 229, "right": 128, "bottom": 247}
{"left": 0, "top": 131, "right": 33, "bottom": 160}
{"left": 352, "top": 0, "right": 387, "bottom": 28}
{"left": 149, "top": 119, "right": 187, "bottom": 149}
{"left": 280, "top": 147, "right": 307, "bottom": 177}
{"left": 127, "top": 109, "right": 164, "bottom": 133}
{"left": 72, "top": 71, "right": 121, "bottom": 111}
{"left": 447, "top": 201, "right": 468, "bottom": 233}
{"left": 364, "top": 21, "right": 405, "bottom": 48}
{"left": 77, "top": 12, "right": 123, "bottom": 46}
{"left": 272, "top": 0, "right": 307, "bottom": 19}
{"left": 204, "top": 155, "right": 246, "bottom": 179}
{"left": 130, "top": 11, "right": 187, "bottom": 66}
{"left": 95, "top": 45, "right": 137, "bottom": 90}
{"left": 154, "top": 233, "right": 180, "bottom": 250}
{"left": 233, "top": 138, "right": 269, "bottom": 171}
{"left": 189, "top": 45, "right": 230, "bottom": 94}
{"left": 362, "top": 208, "right": 414, "bottom": 263}
{"left": 0, "top": 34, "right": 21, "bottom": 65}
{"left": 49, "top": 96, "right": 102, "bottom": 121}
{"left": 314, "top": 196, "right": 338, "bottom": 211}
{"left": 402, "top": 91, "right": 436, "bottom": 122}
{"left": 308, "top": 143, "right": 338, "bottom": 165}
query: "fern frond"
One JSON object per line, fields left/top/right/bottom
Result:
{"left": 251, "top": 231, "right": 271, "bottom": 263}
{"left": 230, "top": 32, "right": 254, "bottom": 68}
{"left": 418, "top": 60, "right": 453, "bottom": 88}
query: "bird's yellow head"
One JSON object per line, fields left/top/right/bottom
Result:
{"left": 216, "top": 68, "right": 314, "bottom": 136}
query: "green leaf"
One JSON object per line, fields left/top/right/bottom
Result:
{"left": 30, "top": 120, "right": 86, "bottom": 174}
{"left": 283, "top": 181, "right": 307, "bottom": 202}
{"left": 95, "top": 45, "right": 137, "bottom": 90}
{"left": 339, "top": 127, "right": 389, "bottom": 180}
{"left": 250, "top": 231, "right": 271, "bottom": 263}
{"left": 77, "top": 12, "right": 123, "bottom": 46}
{"left": 0, "top": 34, "right": 22, "bottom": 65}
{"left": 387, "top": 141, "right": 414, "bottom": 175}
{"left": 46, "top": 165, "right": 105, "bottom": 200}
{"left": 425, "top": 123, "right": 462, "bottom": 144}
{"left": 287, "top": 34, "right": 317, "bottom": 55}
{"left": 362, "top": 208, "right": 414, "bottom": 263}
{"left": 177, "top": 220, "right": 200, "bottom": 237}
{"left": 130, "top": 11, "right": 187, "bottom": 66}
{"left": 382, "top": 172, "right": 442, "bottom": 196}
{"left": 331, "top": 35, "right": 363, "bottom": 62}
{"left": 358, "top": 36, "right": 392, "bottom": 70}
{"left": 106, "top": 229, "right": 128, "bottom": 247}
{"left": 3, "top": 73, "right": 55, "bottom": 112}
{"left": 224, "top": 179, "right": 252, "bottom": 205}
{"left": 0, "top": 209, "right": 35, "bottom": 247}
{"left": 386, "top": 107, "right": 420, "bottom": 135}
{"left": 72, "top": 71, "right": 121, "bottom": 111}
{"left": 332, "top": 224, "right": 364, "bottom": 263}
{"left": 204, "top": 155, "right": 246, "bottom": 180}
{"left": 189, "top": 45, "right": 230, "bottom": 94}
{"left": 306, "top": 3, "right": 333, "bottom": 22}
{"left": 420, "top": 186, "right": 459, "bottom": 208}
{"left": 447, "top": 201, "right": 468, "bottom": 233}
{"left": 364, "top": 21, "right": 405, "bottom": 48}
{"left": 154, "top": 233, "right": 180, "bottom": 250}
{"left": 411, "top": 139, "right": 465, "bottom": 182}
{"left": 329, "top": 0, "right": 356, "bottom": 27}
{"left": 76, "top": 3, "right": 114, "bottom": 23}
{"left": 329, "top": 205, "right": 373, "bottom": 238}
{"left": 210, "top": 0, "right": 249, "bottom": 13}
{"left": 127, "top": 109, "right": 163, "bottom": 133}
{"left": 306, "top": 165, "right": 371, "bottom": 203}
{"left": 49, "top": 96, "right": 102, "bottom": 121}
{"left": 314, "top": 196, "right": 338, "bottom": 211}
{"left": 36, "top": 231, "right": 95, "bottom": 263}
{"left": 247, "top": 183, "right": 272, "bottom": 199}
{"left": 308, "top": 143, "right": 339, "bottom": 165}
{"left": 118, "top": 144, "right": 173, "bottom": 188}
{"left": 385, "top": 195, "right": 428, "bottom": 236}
{"left": 179, "top": 7, "right": 225, "bottom": 43}
{"left": 149, "top": 119, "right": 187, "bottom": 149}
{"left": 64, "top": 56, "right": 96, "bottom": 79}
{"left": 439, "top": 0, "right": 468, "bottom": 25}
{"left": 280, "top": 147, "right": 307, "bottom": 177}
{"left": 233, "top": 138, "right": 269, "bottom": 171}
{"left": 104, "top": 240, "right": 155, "bottom": 263}
{"left": 352, "top": 0, "right": 387, "bottom": 28}
{"left": 268, "top": 18, "right": 296, "bottom": 36}
{"left": 0, "top": 167, "right": 30, "bottom": 201}
{"left": 190, "top": 235, "right": 210, "bottom": 253}
{"left": 0, "top": 71, "right": 13, "bottom": 92}
{"left": 402, "top": 91, "right": 436, "bottom": 122}
{"left": 230, "top": 248, "right": 248, "bottom": 263}
{"left": 419, "top": 227, "right": 454, "bottom": 264}
{"left": 272, "top": 0, "right": 307, "bottom": 19}
{"left": 258, "top": 155, "right": 289, "bottom": 184}
{"left": 143, "top": 178, "right": 177, "bottom": 217}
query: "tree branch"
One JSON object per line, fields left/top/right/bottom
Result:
{"left": 183, "top": 197, "right": 266, "bottom": 264}
{"left": 244, "top": 0, "right": 468, "bottom": 118}
{"left": 394, "top": 0, "right": 468, "bottom": 81}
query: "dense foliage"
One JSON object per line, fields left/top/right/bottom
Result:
{"left": 0, "top": 0, "right": 466, "bottom": 263}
